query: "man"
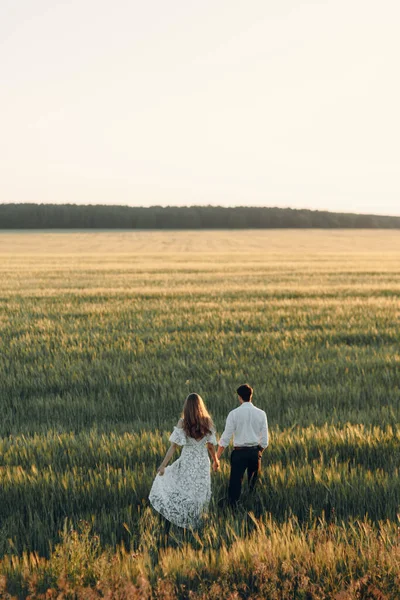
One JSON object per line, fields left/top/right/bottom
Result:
{"left": 216, "top": 384, "right": 268, "bottom": 505}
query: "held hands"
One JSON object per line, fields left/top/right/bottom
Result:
{"left": 212, "top": 458, "right": 220, "bottom": 472}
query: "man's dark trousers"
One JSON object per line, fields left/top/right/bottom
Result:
{"left": 228, "top": 446, "right": 262, "bottom": 505}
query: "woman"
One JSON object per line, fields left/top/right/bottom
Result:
{"left": 149, "top": 393, "right": 219, "bottom": 529}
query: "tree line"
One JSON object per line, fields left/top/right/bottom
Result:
{"left": 1, "top": 203, "right": 399, "bottom": 229}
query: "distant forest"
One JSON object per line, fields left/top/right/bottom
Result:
{"left": 1, "top": 203, "right": 400, "bottom": 229}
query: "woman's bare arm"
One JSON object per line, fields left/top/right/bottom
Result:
{"left": 207, "top": 442, "right": 220, "bottom": 471}
{"left": 157, "top": 443, "right": 178, "bottom": 475}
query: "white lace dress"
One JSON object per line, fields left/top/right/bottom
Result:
{"left": 149, "top": 425, "right": 217, "bottom": 529}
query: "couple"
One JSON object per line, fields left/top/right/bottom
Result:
{"left": 149, "top": 384, "right": 269, "bottom": 529}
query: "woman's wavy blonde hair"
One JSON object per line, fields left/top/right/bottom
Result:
{"left": 182, "top": 393, "right": 213, "bottom": 440}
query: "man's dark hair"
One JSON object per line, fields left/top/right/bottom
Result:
{"left": 237, "top": 384, "right": 253, "bottom": 402}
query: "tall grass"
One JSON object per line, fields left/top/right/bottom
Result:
{"left": 1, "top": 515, "right": 399, "bottom": 599}
{"left": 0, "top": 231, "right": 399, "bottom": 597}
{"left": 0, "top": 425, "right": 399, "bottom": 556}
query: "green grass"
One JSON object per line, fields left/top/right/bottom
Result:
{"left": 0, "top": 230, "right": 399, "bottom": 598}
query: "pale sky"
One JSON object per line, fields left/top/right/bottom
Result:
{"left": 1, "top": 1, "right": 399, "bottom": 215}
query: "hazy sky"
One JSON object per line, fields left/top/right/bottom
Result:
{"left": 1, "top": 1, "right": 399, "bottom": 215}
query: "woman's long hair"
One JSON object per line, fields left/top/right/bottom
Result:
{"left": 182, "top": 393, "right": 214, "bottom": 440}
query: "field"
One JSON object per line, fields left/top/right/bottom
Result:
{"left": 0, "top": 230, "right": 399, "bottom": 599}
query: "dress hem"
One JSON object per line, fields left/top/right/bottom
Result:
{"left": 149, "top": 497, "right": 204, "bottom": 530}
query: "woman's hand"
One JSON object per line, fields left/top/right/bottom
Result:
{"left": 157, "top": 465, "right": 165, "bottom": 476}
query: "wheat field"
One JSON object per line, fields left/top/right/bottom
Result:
{"left": 0, "top": 230, "right": 399, "bottom": 599}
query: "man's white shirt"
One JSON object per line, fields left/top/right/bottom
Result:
{"left": 218, "top": 402, "right": 268, "bottom": 449}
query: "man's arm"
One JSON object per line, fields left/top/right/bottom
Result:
{"left": 217, "top": 412, "right": 235, "bottom": 459}
{"left": 259, "top": 412, "right": 268, "bottom": 453}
